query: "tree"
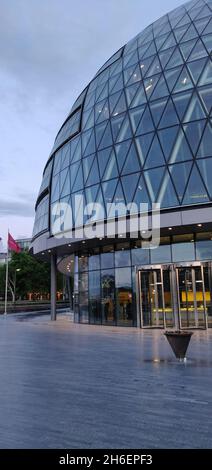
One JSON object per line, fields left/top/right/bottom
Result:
{"left": 0, "top": 251, "right": 51, "bottom": 300}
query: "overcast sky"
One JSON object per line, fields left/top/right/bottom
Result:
{"left": 0, "top": 0, "right": 184, "bottom": 249}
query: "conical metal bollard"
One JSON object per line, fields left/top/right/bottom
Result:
{"left": 164, "top": 331, "right": 193, "bottom": 360}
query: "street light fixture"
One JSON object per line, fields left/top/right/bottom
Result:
{"left": 14, "top": 268, "right": 21, "bottom": 305}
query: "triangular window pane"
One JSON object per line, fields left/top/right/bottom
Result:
{"left": 70, "top": 162, "right": 80, "bottom": 189}
{"left": 159, "top": 98, "right": 179, "bottom": 128}
{"left": 181, "top": 23, "right": 199, "bottom": 42}
{"left": 115, "top": 140, "right": 131, "bottom": 172}
{"left": 95, "top": 187, "right": 105, "bottom": 220}
{"left": 138, "top": 40, "right": 150, "bottom": 58}
{"left": 174, "top": 24, "right": 190, "bottom": 42}
{"left": 183, "top": 164, "right": 209, "bottom": 205}
{"left": 180, "top": 39, "right": 197, "bottom": 60}
{"left": 173, "top": 66, "right": 194, "bottom": 93}
{"left": 149, "top": 98, "right": 168, "bottom": 127}
{"left": 83, "top": 130, "right": 96, "bottom": 157}
{"left": 123, "top": 50, "right": 139, "bottom": 68}
{"left": 102, "top": 150, "right": 119, "bottom": 181}
{"left": 197, "top": 122, "right": 212, "bottom": 157}
{"left": 53, "top": 155, "right": 61, "bottom": 176}
{"left": 169, "top": 161, "right": 192, "bottom": 202}
{"left": 135, "top": 133, "right": 154, "bottom": 167}
{"left": 183, "top": 120, "right": 206, "bottom": 155}
{"left": 111, "top": 113, "right": 126, "bottom": 141}
{"left": 61, "top": 146, "right": 70, "bottom": 170}
{"left": 199, "top": 59, "right": 212, "bottom": 86}
{"left": 164, "top": 66, "right": 183, "bottom": 92}
{"left": 113, "top": 182, "right": 126, "bottom": 206}
{"left": 172, "top": 91, "right": 192, "bottom": 120}
{"left": 82, "top": 129, "right": 92, "bottom": 154}
{"left": 130, "top": 83, "right": 147, "bottom": 108}
{"left": 197, "top": 157, "right": 212, "bottom": 198}
{"left": 112, "top": 92, "right": 127, "bottom": 116}
{"left": 176, "top": 13, "right": 191, "bottom": 27}
{"left": 96, "top": 82, "right": 108, "bottom": 103}
{"left": 71, "top": 192, "right": 84, "bottom": 226}
{"left": 83, "top": 154, "right": 95, "bottom": 183}
{"left": 143, "top": 41, "right": 157, "bottom": 58}
{"left": 102, "top": 179, "right": 118, "bottom": 205}
{"left": 129, "top": 106, "right": 145, "bottom": 132}
{"left": 72, "top": 166, "right": 83, "bottom": 192}
{"left": 86, "top": 158, "right": 100, "bottom": 186}
{"left": 139, "top": 56, "right": 155, "bottom": 78}
{"left": 122, "top": 142, "right": 141, "bottom": 175}
{"left": 183, "top": 93, "right": 206, "bottom": 122}
{"left": 197, "top": 5, "right": 212, "bottom": 20}
{"left": 144, "top": 167, "right": 165, "bottom": 201}
{"left": 109, "top": 91, "right": 122, "bottom": 115}
{"left": 144, "top": 135, "right": 166, "bottom": 169}
{"left": 165, "top": 47, "right": 184, "bottom": 70}
{"left": 133, "top": 174, "right": 151, "bottom": 208}
{"left": 159, "top": 48, "right": 175, "bottom": 68}
{"left": 98, "top": 148, "right": 112, "bottom": 178}
{"left": 136, "top": 106, "right": 155, "bottom": 135}
{"left": 194, "top": 16, "right": 211, "bottom": 34}
{"left": 95, "top": 121, "right": 108, "bottom": 148}
{"left": 125, "top": 82, "right": 140, "bottom": 106}
{"left": 109, "top": 73, "right": 123, "bottom": 93}
{"left": 149, "top": 75, "right": 169, "bottom": 101}
{"left": 144, "top": 74, "right": 160, "bottom": 99}
{"left": 60, "top": 171, "right": 70, "bottom": 198}
{"left": 82, "top": 109, "right": 94, "bottom": 131}
{"left": 95, "top": 99, "right": 109, "bottom": 123}
{"left": 160, "top": 32, "right": 177, "bottom": 51}
{"left": 70, "top": 137, "right": 81, "bottom": 163}
{"left": 187, "top": 4, "right": 203, "bottom": 21}
{"left": 122, "top": 173, "right": 140, "bottom": 203}
{"left": 188, "top": 39, "right": 208, "bottom": 61}
{"left": 116, "top": 115, "right": 132, "bottom": 143}
{"left": 98, "top": 122, "right": 113, "bottom": 149}
{"left": 146, "top": 56, "right": 161, "bottom": 76}
{"left": 124, "top": 64, "right": 138, "bottom": 85}
{"left": 158, "top": 171, "right": 179, "bottom": 208}
{"left": 51, "top": 176, "right": 60, "bottom": 202}
{"left": 158, "top": 126, "right": 179, "bottom": 161}
{"left": 198, "top": 85, "right": 212, "bottom": 114}
{"left": 202, "top": 17, "right": 212, "bottom": 35}
{"left": 187, "top": 57, "right": 207, "bottom": 84}
{"left": 169, "top": 128, "right": 193, "bottom": 164}
{"left": 110, "top": 59, "right": 122, "bottom": 77}
{"left": 127, "top": 64, "right": 142, "bottom": 85}
{"left": 155, "top": 33, "right": 169, "bottom": 52}
{"left": 85, "top": 185, "right": 99, "bottom": 205}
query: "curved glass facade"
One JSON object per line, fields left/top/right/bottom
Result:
{"left": 33, "top": 0, "right": 212, "bottom": 238}
{"left": 32, "top": 0, "right": 212, "bottom": 329}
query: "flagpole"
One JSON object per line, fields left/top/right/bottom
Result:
{"left": 4, "top": 231, "right": 9, "bottom": 316}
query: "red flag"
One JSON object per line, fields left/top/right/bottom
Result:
{"left": 8, "top": 233, "right": 21, "bottom": 253}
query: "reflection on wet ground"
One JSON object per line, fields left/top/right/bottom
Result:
{"left": 0, "top": 313, "right": 212, "bottom": 449}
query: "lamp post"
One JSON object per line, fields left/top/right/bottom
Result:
{"left": 14, "top": 268, "right": 21, "bottom": 306}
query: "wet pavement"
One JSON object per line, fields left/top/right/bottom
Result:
{"left": 0, "top": 313, "right": 212, "bottom": 449}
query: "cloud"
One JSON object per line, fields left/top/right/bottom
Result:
{"left": 0, "top": 198, "right": 34, "bottom": 218}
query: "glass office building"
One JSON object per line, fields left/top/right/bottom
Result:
{"left": 31, "top": 0, "right": 212, "bottom": 329}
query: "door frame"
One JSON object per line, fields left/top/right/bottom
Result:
{"left": 136, "top": 264, "right": 167, "bottom": 329}
{"left": 175, "top": 262, "right": 207, "bottom": 330}
{"left": 136, "top": 262, "right": 209, "bottom": 330}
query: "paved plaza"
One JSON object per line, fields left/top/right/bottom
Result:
{"left": 0, "top": 313, "right": 212, "bottom": 449}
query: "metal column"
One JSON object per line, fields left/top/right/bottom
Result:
{"left": 51, "top": 253, "right": 57, "bottom": 321}
{"left": 170, "top": 265, "right": 180, "bottom": 330}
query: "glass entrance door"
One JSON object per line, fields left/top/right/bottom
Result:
{"left": 177, "top": 266, "right": 207, "bottom": 329}
{"left": 139, "top": 268, "right": 165, "bottom": 327}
